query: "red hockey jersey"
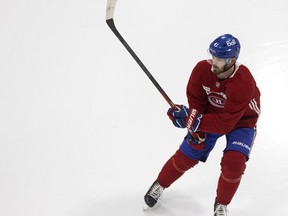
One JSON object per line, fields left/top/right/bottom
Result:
{"left": 186, "top": 60, "right": 261, "bottom": 134}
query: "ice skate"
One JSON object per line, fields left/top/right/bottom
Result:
{"left": 144, "top": 180, "right": 164, "bottom": 208}
{"left": 214, "top": 199, "right": 229, "bottom": 216}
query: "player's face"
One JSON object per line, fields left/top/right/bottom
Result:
{"left": 211, "top": 56, "right": 227, "bottom": 74}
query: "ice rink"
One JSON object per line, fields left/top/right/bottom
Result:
{"left": 1, "top": 0, "right": 288, "bottom": 215}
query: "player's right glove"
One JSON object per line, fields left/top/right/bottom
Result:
{"left": 167, "top": 104, "right": 189, "bottom": 128}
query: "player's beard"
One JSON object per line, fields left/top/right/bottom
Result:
{"left": 212, "top": 65, "right": 225, "bottom": 75}
{"left": 212, "top": 63, "right": 235, "bottom": 79}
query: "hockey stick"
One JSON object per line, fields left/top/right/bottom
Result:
{"left": 105, "top": 0, "right": 177, "bottom": 110}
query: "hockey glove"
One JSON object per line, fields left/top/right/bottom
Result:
{"left": 186, "top": 108, "right": 206, "bottom": 143}
{"left": 167, "top": 104, "right": 189, "bottom": 128}
{"left": 186, "top": 108, "right": 202, "bottom": 133}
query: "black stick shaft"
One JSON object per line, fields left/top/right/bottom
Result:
{"left": 106, "top": 18, "right": 177, "bottom": 110}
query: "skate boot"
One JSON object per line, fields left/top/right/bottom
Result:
{"left": 214, "top": 199, "right": 229, "bottom": 216}
{"left": 144, "top": 180, "right": 164, "bottom": 208}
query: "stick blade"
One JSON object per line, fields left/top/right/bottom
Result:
{"left": 106, "top": 0, "right": 117, "bottom": 20}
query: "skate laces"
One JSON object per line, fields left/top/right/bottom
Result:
{"left": 214, "top": 203, "right": 229, "bottom": 216}
{"left": 148, "top": 182, "right": 164, "bottom": 201}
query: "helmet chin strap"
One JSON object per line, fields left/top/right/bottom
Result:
{"left": 216, "top": 59, "right": 236, "bottom": 79}
{"left": 223, "top": 58, "right": 235, "bottom": 72}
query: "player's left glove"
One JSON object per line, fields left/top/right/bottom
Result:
{"left": 167, "top": 104, "right": 189, "bottom": 128}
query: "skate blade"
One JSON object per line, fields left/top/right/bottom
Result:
{"left": 143, "top": 203, "right": 151, "bottom": 211}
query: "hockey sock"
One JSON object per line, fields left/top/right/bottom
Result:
{"left": 216, "top": 151, "right": 246, "bottom": 205}
{"left": 157, "top": 149, "right": 198, "bottom": 188}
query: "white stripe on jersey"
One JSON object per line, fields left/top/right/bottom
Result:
{"left": 249, "top": 98, "right": 261, "bottom": 116}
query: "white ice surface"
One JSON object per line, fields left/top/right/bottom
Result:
{"left": 1, "top": 0, "right": 288, "bottom": 215}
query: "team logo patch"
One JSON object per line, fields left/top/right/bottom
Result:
{"left": 202, "top": 85, "right": 227, "bottom": 108}
{"left": 208, "top": 95, "right": 225, "bottom": 108}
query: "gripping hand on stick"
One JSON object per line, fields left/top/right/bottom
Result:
{"left": 168, "top": 106, "right": 206, "bottom": 143}
{"left": 186, "top": 108, "right": 206, "bottom": 143}
{"left": 167, "top": 105, "right": 189, "bottom": 128}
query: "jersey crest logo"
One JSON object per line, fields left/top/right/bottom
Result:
{"left": 208, "top": 95, "right": 225, "bottom": 108}
{"left": 202, "top": 85, "right": 226, "bottom": 108}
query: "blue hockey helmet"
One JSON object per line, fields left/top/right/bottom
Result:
{"left": 209, "top": 34, "right": 241, "bottom": 59}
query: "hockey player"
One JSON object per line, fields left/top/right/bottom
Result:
{"left": 144, "top": 34, "right": 261, "bottom": 216}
